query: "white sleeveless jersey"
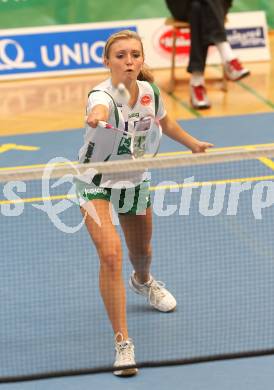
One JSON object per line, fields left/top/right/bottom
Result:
{"left": 78, "top": 78, "right": 166, "bottom": 188}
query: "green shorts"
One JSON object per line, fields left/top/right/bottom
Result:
{"left": 75, "top": 180, "right": 151, "bottom": 215}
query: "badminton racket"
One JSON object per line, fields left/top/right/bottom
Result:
{"left": 95, "top": 83, "right": 162, "bottom": 158}
{"left": 113, "top": 83, "right": 162, "bottom": 157}
{"left": 98, "top": 115, "right": 162, "bottom": 158}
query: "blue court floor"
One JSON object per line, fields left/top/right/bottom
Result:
{"left": 0, "top": 113, "right": 274, "bottom": 389}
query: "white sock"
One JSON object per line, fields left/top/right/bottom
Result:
{"left": 190, "top": 72, "right": 205, "bottom": 87}
{"left": 216, "top": 41, "right": 235, "bottom": 63}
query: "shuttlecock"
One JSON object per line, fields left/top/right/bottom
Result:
{"left": 113, "top": 83, "right": 130, "bottom": 105}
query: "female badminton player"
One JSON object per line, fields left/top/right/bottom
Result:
{"left": 76, "top": 30, "right": 213, "bottom": 376}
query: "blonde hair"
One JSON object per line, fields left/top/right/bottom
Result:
{"left": 103, "top": 30, "right": 154, "bottom": 83}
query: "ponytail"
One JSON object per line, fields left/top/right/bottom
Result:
{"left": 138, "top": 64, "right": 154, "bottom": 83}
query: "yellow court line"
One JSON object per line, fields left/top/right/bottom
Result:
{"left": 258, "top": 157, "right": 274, "bottom": 171}
{"left": 1, "top": 174, "right": 274, "bottom": 205}
{"left": 0, "top": 194, "right": 75, "bottom": 205}
{"left": 0, "top": 161, "right": 77, "bottom": 172}
{"left": 1, "top": 142, "right": 274, "bottom": 172}
{"left": 13, "top": 145, "right": 40, "bottom": 151}
{"left": 152, "top": 142, "right": 274, "bottom": 157}
{"left": 150, "top": 175, "right": 274, "bottom": 191}
{"left": 0, "top": 144, "right": 40, "bottom": 154}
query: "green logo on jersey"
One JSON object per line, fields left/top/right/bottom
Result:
{"left": 117, "top": 137, "right": 131, "bottom": 155}
{"left": 117, "top": 135, "right": 147, "bottom": 157}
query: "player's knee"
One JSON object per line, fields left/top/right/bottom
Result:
{"left": 100, "top": 247, "right": 122, "bottom": 274}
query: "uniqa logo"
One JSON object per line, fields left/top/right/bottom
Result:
{"left": 159, "top": 29, "right": 191, "bottom": 55}
{"left": 0, "top": 39, "right": 36, "bottom": 70}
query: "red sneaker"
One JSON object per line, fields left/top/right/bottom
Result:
{"left": 190, "top": 85, "right": 211, "bottom": 109}
{"left": 224, "top": 58, "right": 250, "bottom": 81}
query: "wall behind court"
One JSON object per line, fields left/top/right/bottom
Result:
{"left": 0, "top": 0, "right": 273, "bottom": 29}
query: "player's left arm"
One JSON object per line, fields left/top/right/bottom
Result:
{"left": 159, "top": 114, "right": 214, "bottom": 153}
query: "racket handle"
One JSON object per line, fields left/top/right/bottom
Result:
{"left": 97, "top": 120, "right": 132, "bottom": 139}
{"left": 98, "top": 120, "right": 113, "bottom": 129}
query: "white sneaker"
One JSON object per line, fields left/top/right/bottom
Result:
{"left": 190, "top": 84, "right": 211, "bottom": 110}
{"left": 224, "top": 58, "right": 250, "bottom": 81}
{"left": 113, "top": 333, "right": 138, "bottom": 376}
{"left": 129, "top": 272, "right": 177, "bottom": 312}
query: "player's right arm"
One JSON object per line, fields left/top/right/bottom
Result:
{"left": 86, "top": 104, "right": 109, "bottom": 128}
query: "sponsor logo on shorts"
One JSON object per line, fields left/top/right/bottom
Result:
{"left": 84, "top": 188, "right": 108, "bottom": 196}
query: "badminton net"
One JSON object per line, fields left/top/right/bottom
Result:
{"left": 0, "top": 147, "right": 274, "bottom": 382}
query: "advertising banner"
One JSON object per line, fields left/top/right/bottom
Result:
{"left": 145, "top": 11, "right": 270, "bottom": 68}
{"left": 0, "top": 11, "right": 269, "bottom": 80}
{"left": 0, "top": 22, "right": 137, "bottom": 80}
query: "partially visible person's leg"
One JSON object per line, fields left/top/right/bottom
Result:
{"left": 204, "top": 0, "right": 227, "bottom": 44}
{"left": 187, "top": 0, "right": 211, "bottom": 109}
{"left": 205, "top": 0, "right": 250, "bottom": 81}
{"left": 187, "top": 0, "right": 206, "bottom": 75}
{"left": 188, "top": 0, "right": 249, "bottom": 109}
